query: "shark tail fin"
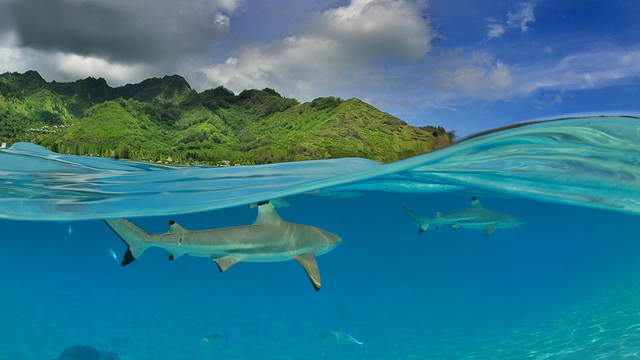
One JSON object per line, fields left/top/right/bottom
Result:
{"left": 361, "top": 339, "right": 370, "bottom": 351}
{"left": 401, "top": 206, "right": 430, "bottom": 234}
{"left": 103, "top": 219, "right": 151, "bottom": 266}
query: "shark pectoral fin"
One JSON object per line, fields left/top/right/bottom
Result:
{"left": 450, "top": 224, "right": 461, "bottom": 229}
{"left": 292, "top": 253, "right": 322, "bottom": 291}
{"left": 485, "top": 225, "right": 497, "bottom": 236}
{"left": 169, "top": 251, "right": 185, "bottom": 261}
{"left": 212, "top": 256, "right": 241, "bottom": 272}
{"left": 168, "top": 252, "right": 186, "bottom": 261}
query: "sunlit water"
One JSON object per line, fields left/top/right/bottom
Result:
{"left": 0, "top": 116, "right": 639, "bottom": 359}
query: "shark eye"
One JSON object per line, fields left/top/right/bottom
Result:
{"left": 178, "top": 238, "right": 183, "bottom": 244}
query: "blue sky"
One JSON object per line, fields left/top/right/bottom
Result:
{"left": 0, "top": 0, "right": 638, "bottom": 137}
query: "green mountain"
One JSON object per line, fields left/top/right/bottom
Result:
{"left": 0, "top": 70, "right": 452, "bottom": 164}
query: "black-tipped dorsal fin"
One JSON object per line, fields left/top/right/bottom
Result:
{"left": 167, "top": 220, "right": 188, "bottom": 234}
{"left": 468, "top": 197, "right": 483, "bottom": 209}
{"left": 252, "top": 202, "right": 282, "bottom": 225}
{"left": 248, "top": 198, "right": 290, "bottom": 209}
{"left": 292, "top": 253, "right": 322, "bottom": 291}
{"left": 212, "top": 256, "right": 242, "bottom": 272}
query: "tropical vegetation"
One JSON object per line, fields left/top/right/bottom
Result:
{"left": 0, "top": 71, "right": 453, "bottom": 165}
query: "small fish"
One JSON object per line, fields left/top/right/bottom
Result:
{"left": 200, "top": 333, "right": 229, "bottom": 346}
{"left": 318, "top": 331, "right": 367, "bottom": 348}
{"left": 67, "top": 224, "right": 73, "bottom": 235}
{"left": 108, "top": 249, "right": 120, "bottom": 263}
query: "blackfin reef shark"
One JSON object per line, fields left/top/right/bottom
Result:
{"left": 104, "top": 200, "right": 342, "bottom": 291}
{"left": 402, "top": 197, "right": 524, "bottom": 236}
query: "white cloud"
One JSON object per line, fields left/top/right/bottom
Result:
{"left": 507, "top": 2, "right": 535, "bottom": 33}
{"left": 486, "top": 1, "right": 536, "bottom": 39}
{"left": 305, "top": 0, "right": 431, "bottom": 60}
{"left": 424, "top": 46, "right": 640, "bottom": 109}
{"left": 53, "top": 53, "right": 150, "bottom": 84}
{"left": 200, "top": 0, "right": 433, "bottom": 99}
{"left": 0, "top": 30, "right": 21, "bottom": 64}
{"left": 486, "top": 23, "right": 506, "bottom": 39}
{"left": 515, "top": 47, "right": 640, "bottom": 94}
{"left": 434, "top": 52, "right": 515, "bottom": 100}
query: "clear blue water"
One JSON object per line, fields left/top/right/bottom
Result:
{"left": 0, "top": 116, "right": 639, "bottom": 359}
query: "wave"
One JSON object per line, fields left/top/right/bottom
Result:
{"left": 1, "top": 116, "right": 638, "bottom": 220}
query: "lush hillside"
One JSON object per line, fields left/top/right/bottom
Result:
{"left": 0, "top": 71, "right": 453, "bottom": 164}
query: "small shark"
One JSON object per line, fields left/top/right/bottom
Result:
{"left": 402, "top": 197, "right": 523, "bottom": 236}
{"left": 104, "top": 201, "right": 342, "bottom": 291}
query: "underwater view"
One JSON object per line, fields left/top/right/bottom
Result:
{"left": 1, "top": 116, "right": 639, "bottom": 360}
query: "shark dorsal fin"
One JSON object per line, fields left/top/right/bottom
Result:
{"left": 253, "top": 202, "right": 282, "bottom": 225}
{"left": 468, "top": 197, "right": 483, "bottom": 209}
{"left": 167, "top": 220, "right": 188, "bottom": 234}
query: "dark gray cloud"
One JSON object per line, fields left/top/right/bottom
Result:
{"left": 8, "top": 0, "right": 234, "bottom": 63}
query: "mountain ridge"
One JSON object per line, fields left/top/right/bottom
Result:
{"left": 0, "top": 70, "right": 453, "bottom": 164}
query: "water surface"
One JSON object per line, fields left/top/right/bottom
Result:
{"left": 0, "top": 116, "right": 639, "bottom": 359}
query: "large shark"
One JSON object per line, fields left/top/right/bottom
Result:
{"left": 402, "top": 197, "right": 523, "bottom": 236}
{"left": 104, "top": 201, "right": 342, "bottom": 291}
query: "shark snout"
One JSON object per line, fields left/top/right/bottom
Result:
{"left": 323, "top": 230, "right": 343, "bottom": 250}
{"left": 500, "top": 217, "right": 524, "bottom": 230}
{"left": 328, "top": 233, "right": 343, "bottom": 248}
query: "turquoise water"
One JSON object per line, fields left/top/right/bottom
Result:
{"left": 0, "top": 116, "right": 639, "bottom": 359}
